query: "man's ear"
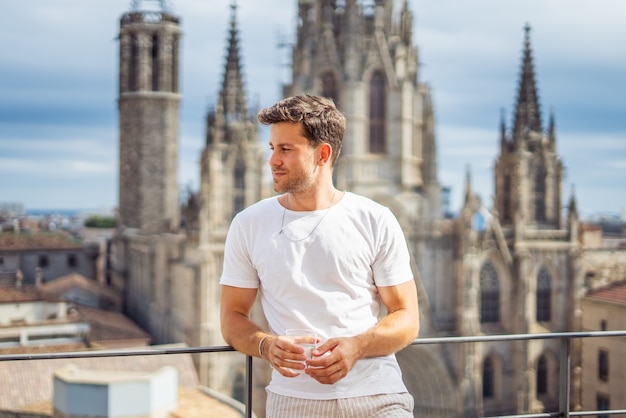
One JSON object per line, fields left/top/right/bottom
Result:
{"left": 317, "top": 143, "right": 333, "bottom": 166}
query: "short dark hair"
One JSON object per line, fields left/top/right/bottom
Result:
{"left": 257, "top": 94, "right": 346, "bottom": 166}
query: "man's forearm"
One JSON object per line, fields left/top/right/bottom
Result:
{"left": 220, "top": 285, "right": 268, "bottom": 359}
{"left": 222, "top": 312, "right": 268, "bottom": 358}
{"left": 354, "top": 307, "right": 419, "bottom": 359}
{"left": 353, "top": 280, "right": 420, "bottom": 359}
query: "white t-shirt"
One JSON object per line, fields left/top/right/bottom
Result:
{"left": 220, "top": 192, "right": 414, "bottom": 399}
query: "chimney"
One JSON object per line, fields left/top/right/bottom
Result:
{"left": 35, "top": 266, "right": 43, "bottom": 287}
{"left": 15, "top": 269, "right": 23, "bottom": 289}
{"left": 53, "top": 365, "right": 178, "bottom": 418}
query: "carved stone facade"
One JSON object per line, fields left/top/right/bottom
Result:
{"left": 110, "top": 2, "right": 626, "bottom": 418}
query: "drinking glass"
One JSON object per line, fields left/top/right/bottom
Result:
{"left": 284, "top": 328, "right": 317, "bottom": 372}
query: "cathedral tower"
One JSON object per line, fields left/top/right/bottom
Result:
{"left": 457, "top": 25, "right": 582, "bottom": 415}
{"left": 198, "top": 3, "right": 268, "bottom": 410}
{"left": 285, "top": 0, "right": 441, "bottom": 220}
{"left": 495, "top": 25, "right": 563, "bottom": 230}
{"left": 199, "top": 2, "right": 266, "bottom": 247}
{"left": 118, "top": 0, "right": 181, "bottom": 234}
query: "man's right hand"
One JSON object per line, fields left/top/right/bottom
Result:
{"left": 263, "top": 336, "right": 311, "bottom": 377}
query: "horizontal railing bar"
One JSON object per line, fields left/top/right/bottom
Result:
{"left": 414, "top": 330, "right": 626, "bottom": 345}
{"left": 486, "top": 413, "right": 559, "bottom": 418}
{"left": 2, "top": 330, "right": 626, "bottom": 362}
{"left": 0, "top": 344, "right": 235, "bottom": 361}
{"left": 2, "top": 331, "right": 626, "bottom": 418}
{"left": 570, "top": 410, "right": 626, "bottom": 416}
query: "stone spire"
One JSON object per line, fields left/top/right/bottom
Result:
{"left": 547, "top": 107, "right": 556, "bottom": 149}
{"left": 219, "top": 2, "right": 248, "bottom": 125}
{"left": 499, "top": 108, "right": 507, "bottom": 150}
{"left": 200, "top": 1, "right": 264, "bottom": 239}
{"left": 399, "top": 0, "right": 413, "bottom": 44}
{"left": 464, "top": 165, "right": 473, "bottom": 206}
{"left": 512, "top": 24, "right": 543, "bottom": 139}
{"left": 568, "top": 185, "right": 578, "bottom": 218}
{"left": 495, "top": 24, "right": 564, "bottom": 228}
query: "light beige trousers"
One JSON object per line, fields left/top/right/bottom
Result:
{"left": 266, "top": 391, "right": 414, "bottom": 418}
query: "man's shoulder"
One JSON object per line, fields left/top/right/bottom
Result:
{"left": 235, "top": 196, "right": 280, "bottom": 220}
{"left": 344, "top": 192, "right": 389, "bottom": 214}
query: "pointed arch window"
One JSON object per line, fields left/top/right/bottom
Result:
{"left": 482, "top": 357, "right": 494, "bottom": 398}
{"left": 599, "top": 349, "right": 609, "bottom": 381}
{"left": 233, "top": 158, "right": 246, "bottom": 216}
{"left": 369, "top": 71, "right": 386, "bottom": 154}
{"left": 171, "top": 35, "right": 179, "bottom": 93}
{"left": 597, "top": 395, "right": 610, "bottom": 418}
{"left": 536, "top": 266, "right": 552, "bottom": 322}
{"left": 321, "top": 71, "right": 339, "bottom": 108}
{"left": 480, "top": 261, "right": 500, "bottom": 323}
{"left": 151, "top": 34, "right": 160, "bottom": 91}
{"left": 536, "top": 355, "right": 548, "bottom": 395}
{"left": 129, "top": 34, "right": 139, "bottom": 92}
{"left": 503, "top": 173, "right": 511, "bottom": 223}
{"left": 534, "top": 164, "right": 546, "bottom": 222}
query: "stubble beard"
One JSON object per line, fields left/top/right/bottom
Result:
{"left": 273, "top": 165, "right": 317, "bottom": 195}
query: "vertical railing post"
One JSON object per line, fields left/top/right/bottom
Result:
{"left": 246, "top": 355, "right": 253, "bottom": 418}
{"left": 559, "top": 337, "right": 571, "bottom": 418}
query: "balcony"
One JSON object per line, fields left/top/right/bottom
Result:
{"left": 1, "top": 331, "right": 625, "bottom": 418}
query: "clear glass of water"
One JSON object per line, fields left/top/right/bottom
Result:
{"left": 284, "top": 328, "right": 317, "bottom": 372}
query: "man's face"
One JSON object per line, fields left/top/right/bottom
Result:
{"left": 268, "top": 122, "right": 319, "bottom": 194}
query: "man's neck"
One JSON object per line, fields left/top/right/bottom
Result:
{"left": 281, "top": 187, "right": 338, "bottom": 211}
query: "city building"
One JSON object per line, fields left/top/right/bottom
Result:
{"left": 109, "top": 1, "right": 626, "bottom": 417}
{"left": 0, "top": 202, "right": 25, "bottom": 217}
{"left": 0, "top": 277, "right": 245, "bottom": 418}
{"left": 580, "top": 280, "right": 626, "bottom": 415}
{"left": 0, "top": 281, "right": 148, "bottom": 350}
{"left": 0, "top": 232, "right": 100, "bottom": 288}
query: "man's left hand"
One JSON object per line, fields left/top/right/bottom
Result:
{"left": 304, "top": 337, "right": 361, "bottom": 384}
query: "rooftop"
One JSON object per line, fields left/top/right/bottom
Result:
{"left": 41, "top": 272, "right": 122, "bottom": 311}
{"left": 74, "top": 305, "right": 151, "bottom": 346}
{"left": 0, "top": 285, "right": 53, "bottom": 303}
{"left": 586, "top": 279, "right": 626, "bottom": 303}
{"left": 0, "top": 231, "right": 82, "bottom": 251}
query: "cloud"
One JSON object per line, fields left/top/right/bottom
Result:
{"left": 0, "top": 0, "right": 624, "bottom": 216}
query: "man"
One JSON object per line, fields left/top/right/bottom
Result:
{"left": 220, "top": 94, "right": 419, "bottom": 417}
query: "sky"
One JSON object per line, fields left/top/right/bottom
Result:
{"left": 0, "top": 0, "right": 624, "bottom": 219}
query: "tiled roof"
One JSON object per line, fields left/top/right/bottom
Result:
{"left": 580, "top": 223, "right": 602, "bottom": 232}
{"left": 0, "top": 285, "right": 147, "bottom": 346}
{"left": 0, "top": 343, "right": 88, "bottom": 355}
{"left": 41, "top": 273, "right": 122, "bottom": 310}
{"left": 587, "top": 280, "right": 626, "bottom": 304}
{"left": 0, "top": 285, "right": 59, "bottom": 303}
{"left": 0, "top": 344, "right": 199, "bottom": 410}
{"left": 74, "top": 306, "right": 151, "bottom": 344}
{"left": 0, "top": 232, "right": 83, "bottom": 251}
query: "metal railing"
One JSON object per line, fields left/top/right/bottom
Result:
{"left": 2, "top": 330, "right": 626, "bottom": 418}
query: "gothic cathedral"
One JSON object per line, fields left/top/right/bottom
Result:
{"left": 110, "top": 1, "right": 617, "bottom": 417}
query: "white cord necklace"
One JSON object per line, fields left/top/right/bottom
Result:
{"left": 279, "top": 190, "right": 338, "bottom": 242}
